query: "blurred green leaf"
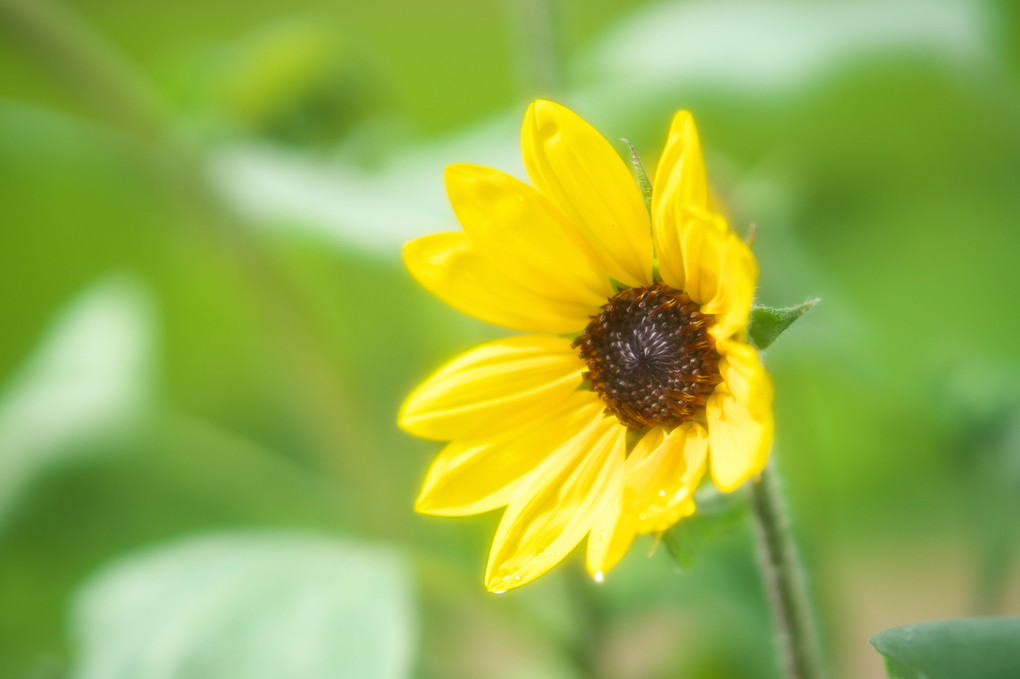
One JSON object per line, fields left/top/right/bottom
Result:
{"left": 747, "top": 300, "right": 818, "bottom": 351}
{"left": 661, "top": 487, "right": 749, "bottom": 571}
{"left": 0, "top": 275, "right": 155, "bottom": 530}
{"left": 583, "top": 0, "right": 991, "bottom": 101}
{"left": 71, "top": 533, "right": 416, "bottom": 679}
{"left": 200, "top": 17, "right": 384, "bottom": 147}
{"left": 870, "top": 618, "right": 1020, "bottom": 679}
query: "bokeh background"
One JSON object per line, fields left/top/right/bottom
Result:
{"left": 1, "top": 0, "right": 1019, "bottom": 677}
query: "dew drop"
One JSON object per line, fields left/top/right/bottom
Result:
{"left": 658, "top": 489, "right": 666, "bottom": 497}
{"left": 594, "top": 570, "right": 605, "bottom": 583}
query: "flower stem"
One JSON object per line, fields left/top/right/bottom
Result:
{"left": 0, "top": 0, "right": 166, "bottom": 142}
{"left": 750, "top": 463, "right": 825, "bottom": 679}
{"left": 505, "top": 0, "right": 564, "bottom": 98}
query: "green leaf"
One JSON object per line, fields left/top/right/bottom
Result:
{"left": 747, "top": 299, "right": 819, "bottom": 350}
{"left": 0, "top": 275, "right": 155, "bottom": 531}
{"left": 661, "top": 486, "right": 749, "bottom": 570}
{"left": 71, "top": 532, "right": 416, "bottom": 679}
{"left": 870, "top": 617, "right": 1020, "bottom": 679}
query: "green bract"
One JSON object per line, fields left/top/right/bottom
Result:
{"left": 747, "top": 299, "right": 819, "bottom": 350}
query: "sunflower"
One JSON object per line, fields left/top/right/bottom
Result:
{"left": 399, "top": 100, "right": 773, "bottom": 592}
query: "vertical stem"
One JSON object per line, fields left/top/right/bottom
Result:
{"left": 504, "top": 0, "right": 564, "bottom": 99}
{"left": 0, "top": 0, "right": 166, "bottom": 141}
{"left": 750, "top": 463, "right": 825, "bottom": 679}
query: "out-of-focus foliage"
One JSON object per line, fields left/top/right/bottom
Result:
{"left": 72, "top": 533, "right": 413, "bottom": 679}
{"left": 0, "top": 276, "right": 154, "bottom": 530}
{"left": 0, "top": 0, "right": 1018, "bottom": 677}
{"left": 662, "top": 486, "right": 749, "bottom": 571}
{"left": 870, "top": 618, "right": 1020, "bottom": 679}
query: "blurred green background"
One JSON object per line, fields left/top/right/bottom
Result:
{"left": 1, "top": 0, "right": 1019, "bottom": 677}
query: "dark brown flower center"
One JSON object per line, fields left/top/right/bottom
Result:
{"left": 572, "top": 282, "right": 721, "bottom": 430}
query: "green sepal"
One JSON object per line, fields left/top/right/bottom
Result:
{"left": 620, "top": 138, "right": 652, "bottom": 216}
{"left": 618, "top": 139, "right": 659, "bottom": 280}
{"left": 661, "top": 485, "right": 749, "bottom": 571}
{"left": 747, "top": 299, "right": 819, "bottom": 350}
{"left": 624, "top": 428, "right": 646, "bottom": 453}
{"left": 870, "top": 618, "right": 1020, "bottom": 679}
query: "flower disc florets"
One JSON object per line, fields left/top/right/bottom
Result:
{"left": 573, "top": 282, "right": 721, "bottom": 431}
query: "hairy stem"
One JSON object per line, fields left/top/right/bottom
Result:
{"left": 750, "top": 463, "right": 825, "bottom": 679}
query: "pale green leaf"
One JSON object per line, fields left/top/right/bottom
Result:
{"left": 0, "top": 275, "right": 155, "bottom": 529}
{"left": 71, "top": 533, "right": 415, "bottom": 679}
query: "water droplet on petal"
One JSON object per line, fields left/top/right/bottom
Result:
{"left": 658, "top": 489, "right": 666, "bottom": 497}
{"left": 594, "top": 570, "right": 605, "bottom": 583}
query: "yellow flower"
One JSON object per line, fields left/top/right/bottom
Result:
{"left": 399, "top": 100, "right": 773, "bottom": 592}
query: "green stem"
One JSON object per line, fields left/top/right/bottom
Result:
{"left": 750, "top": 463, "right": 825, "bottom": 679}
{"left": 505, "top": 0, "right": 564, "bottom": 98}
{"left": 0, "top": 0, "right": 166, "bottom": 141}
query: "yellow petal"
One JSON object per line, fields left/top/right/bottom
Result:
{"left": 651, "top": 110, "right": 710, "bottom": 287}
{"left": 706, "top": 344, "right": 774, "bottom": 492}
{"left": 485, "top": 416, "right": 627, "bottom": 592}
{"left": 445, "top": 164, "right": 613, "bottom": 308}
{"left": 653, "top": 111, "right": 708, "bottom": 211}
{"left": 399, "top": 336, "right": 584, "bottom": 441}
{"left": 416, "top": 392, "right": 604, "bottom": 516}
{"left": 585, "top": 482, "right": 635, "bottom": 581}
{"left": 585, "top": 424, "right": 710, "bottom": 579}
{"left": 403, "top": 232, "right": 595, "bottom": 334}
{"left": 716, "top": 339, "right": 771, "bottom": 418}
{"left": 625, "top": 423, "right": 708, "bottom": 534}
{"left": 678, "top": 215, "right": 757, "bottom": 339}
{"left": 585, "top": 426, "right": 640, "bottom": 579}
{"left": 521, "top": 100, "right": 653, "bottom": 288}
